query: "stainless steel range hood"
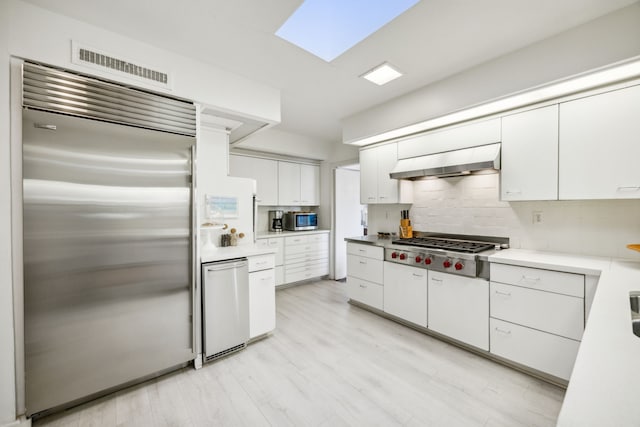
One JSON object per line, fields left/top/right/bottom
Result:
{"left": 390, "top": 143, "right": 501, "bottom": 179}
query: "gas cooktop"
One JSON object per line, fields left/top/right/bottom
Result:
{"left": 391, "top": 237, "right": 496, "bottom": 253}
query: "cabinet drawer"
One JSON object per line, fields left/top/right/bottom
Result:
{"left": 490, "top": 318, "right": 580, "bottom": 381}
{"left": 346, "top": 242, "right": 384, "bottom": 260}
{"left": 285, "top": 258, "right": 329, "bottom": 275}
{"left": 284, "top": 241, "right": 327, "bottom": 257}
{"left": 347, "top": 255, "right": 383, "bottom": 284}
{"left": 491, "top": 263, "right": 584, "bottom": 297}
{"left": 490, "top": 282, "right": 584, "bottom": 340}
{"left": 285, "top": 250, "right": 329, "bottom": 264}
{"left": 248, "top": 254, "right": 275, "bottom": 272}
{"left": 347, "top": 276, "right": 383, "bottom": 310}
{"left": 307, "top": 233, "right": 329, "bottom": 244}
{"left": 285, "top": 264, "right": 329, "bottom": 283}
{"left": 285, "top": 235, "right": 309, "bottom": 245}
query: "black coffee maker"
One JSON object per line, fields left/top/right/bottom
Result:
{"left": 268, "top": 210, "right": 283, "bottom": 232}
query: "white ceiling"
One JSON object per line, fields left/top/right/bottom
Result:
{"left": 22, "top": 0, "right": 638, "bottom": 144}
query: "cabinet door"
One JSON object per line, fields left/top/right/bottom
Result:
{"left": 300, "top": 164, "right": 320, "bottom": 205}
{"left": 249, "top": 269, "right": 276, "bottom": 339}
{"left": 376, "top": 143, "right": 399, "bottom": 204}
{"left": 501, "top": 105, "right": 558, "bottom": 201}
{"left": 383, "top": 262, "right": 427, "bottom": 327}
{"left": 229, "top": 155, "right": 278, "bottom": 205}
{"left": 428, "top": 272, "right": 489, "bottom": 350}
{"left": 278, "top": 162, "right": 301, "bottom": 205}
{"left": 559, "top": 84, "right": 640, "bottom": 199}
{"left": 359, "top": 147, "right": 378, "bottom": 204}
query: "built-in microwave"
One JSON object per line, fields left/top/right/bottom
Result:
{"left": 284, "top": 212, "right": 318, "bottom": 231}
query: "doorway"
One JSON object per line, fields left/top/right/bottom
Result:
{"left": 333, "top": 165, "right": 365, "bottom": 280}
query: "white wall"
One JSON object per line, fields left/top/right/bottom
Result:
{"left": 0, "top": 0, "right": 17, "bottom": 424}
{"left": 6, "top": 0, "right": 280, "bottom": 124}
{"left": 367, "top": 174, "right": 640, "bottom": 260}
{"left": 342, "top": 2, "right": 640, "bottom": 143}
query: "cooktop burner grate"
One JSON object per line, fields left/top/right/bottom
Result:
{"left": 391, "top": 237, "right": 495, "bottom": 253}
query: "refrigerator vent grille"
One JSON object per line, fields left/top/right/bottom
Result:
{"left": 77, "top": 47, "right": 169, "bottom": 85}
{"left": 205, "top": 343, "right": 247, "bottom": 362}
{"left": 22, "top": 62, "right": 196, "bottom": 136}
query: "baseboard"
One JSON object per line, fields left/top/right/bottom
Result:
{"left": 1, "top": 415, "right": 31, "bottom": 427}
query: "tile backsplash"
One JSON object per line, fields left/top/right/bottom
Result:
{"left": 367, "top": 173, "right": 640, "bottom": 259}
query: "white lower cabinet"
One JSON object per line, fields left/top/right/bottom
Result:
{"left": 347, "top": 242, "right": 384, "bottom": 309}
{"left": 383, "top": 262, "right": 427, "bottom": 327}
{"left": 428, "top": 271, "right": 489, "bottom": 351}
{"left": 257, "top": 237, "right": 284, "bottom": 286}
{"left": 283, "top": 233, "right": 329, "bottom": 284}
{"left": 347, "top": 276, "right": 383, "bottom": 310}
{"left": 248, "top": 255, "right": 276, "bottom": 339}
{"left": 490, "top": 318, "right": 580, "bottom": 381}
{"left": 490, "top": 262, "right": 586, "bottom": 381}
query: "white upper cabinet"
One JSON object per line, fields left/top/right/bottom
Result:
{"left": 359, "top": 147, "right": 378, "bottom": 204}
{"left": 398, "top": 118, "right": 501, "bottom": 159}
{"left": 299, "top": 164, "right": 320, "bottom": 205}
{"left": 278, "top": 162, "right": 320, "bottom": 206}
{"left": 359, "top": 142, "right": 412, "bottom": 204}
{"left": 501, "top": 105, "right": 559, "bottom": 201}
{"left": 559, "top": 84, "right": 640, "bottom": 200}
{"left": 229, "top": 154, "right": 278, "bottom": 205}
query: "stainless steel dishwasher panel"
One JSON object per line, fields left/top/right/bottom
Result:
{"left": 202, "top": 258, "right": 249, "bottom": 361}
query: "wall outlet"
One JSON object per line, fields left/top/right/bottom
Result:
{"left": 532, "top": 211, "right": 543, "bottom": 224}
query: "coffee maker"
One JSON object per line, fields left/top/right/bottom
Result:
{"left": 268, "top": 210, "right": 283, "bottom": 232}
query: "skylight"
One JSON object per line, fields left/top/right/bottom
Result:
{"left": 276, "top": 0, "right": 420, "bottom": 62}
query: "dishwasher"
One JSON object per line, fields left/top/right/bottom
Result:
{"left": 202, "top": 258, "right": 249, "bottom": 363}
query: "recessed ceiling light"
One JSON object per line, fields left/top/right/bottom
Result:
{"left": 361, "top": 62, "right": 403, "bottom": 85}
{"left": 276, "top": 0, "right": 419, "bottom": 62}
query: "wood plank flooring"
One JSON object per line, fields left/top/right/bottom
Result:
{"left": 35, "top": 280, "right": 564, "bottom": 426}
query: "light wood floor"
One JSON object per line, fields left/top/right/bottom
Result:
{"left": 35, "top": 280, "right": 564, "bottom": 426}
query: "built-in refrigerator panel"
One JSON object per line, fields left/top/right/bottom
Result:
{"left": 23, "top": 109, "right": 195, "bottom": 416}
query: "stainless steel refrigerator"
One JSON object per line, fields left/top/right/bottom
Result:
{"left": 22, "top": 63, "right": 197, "bottom": 416}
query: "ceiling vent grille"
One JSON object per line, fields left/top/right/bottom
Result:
{"left": 71, "top": 41, "right": 171, "bottom": 89}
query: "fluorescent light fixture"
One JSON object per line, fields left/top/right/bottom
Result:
{"left": 361, "top": 62, "right": 403, "bottom": 85}
{"left": 276, "top": 0, "right": 419, "bottom": 62}
{"left": 348, "top": 55, "right": 640, "bottom": 146}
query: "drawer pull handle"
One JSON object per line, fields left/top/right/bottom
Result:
{"left": 617, "top": 186, "right": 640, "bottom": 192}
{"left": 495, "top": 327, "right": 511, "bottom": 335}
{"left": 359, "top": 284, "right": 367, "bottom": 289}
{"left": 359, "top": 261, "right": 367, "bottom": 265}
{"left": 494, "top": 290, "right": 511, "bottom": 297}
{"left": 431, "top": 278, "right": 443, "bottom": 282}
{"left": 412, "top": 273, "right": 424, "bottom": 278}
{"left": 260, "top": 277, "right": 272, "bottom": 281}
{"left": 505, "top": 190, "right": 521, "bottom": 194}
{"left": 358, "top": 249, "right": 366, "bottom": 253}
{"left": 521, "top": 275, "right": 540, "bottom": 282}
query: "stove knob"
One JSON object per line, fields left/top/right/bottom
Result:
{"left": 455, "top": 261, "right": 464, "bottom": 271}
{"left": 391, "top": 252, "right": 398, "bottom": 259}
{"left": 399, "top": 253, "right": 407, "bottom": 260}
{"left": 424, "top": 257, "right": 432, "bottom": 265}
{"left": 443, "top": 259, "right": 452, "bottom": 268}
{"left": 415, "top": 256, "right": 422, "bottom": 263}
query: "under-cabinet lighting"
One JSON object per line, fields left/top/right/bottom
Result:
{"left": 361, "top": 62, "right": 403, "bottom": 86}
{"left": 348, "top": 56, "right": 640, "bottom": 146}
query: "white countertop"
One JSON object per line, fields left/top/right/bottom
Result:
{"left": 257, "top": 229, "right": 330, "bottom": 238}
{"left": 488, "top": 248, "right": 640, "bottom": 426}
{"left": 200, "top": 244, "right": 276, "bottom": 263}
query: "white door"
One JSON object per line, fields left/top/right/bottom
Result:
{"left": 334, "top": 167, "right": 363, "bottom": 280}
